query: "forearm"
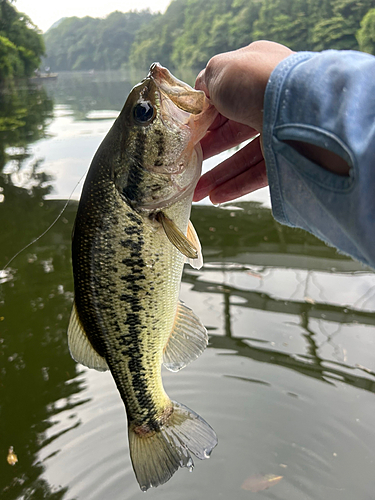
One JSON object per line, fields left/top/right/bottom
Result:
{"left": 263, "top": 50, "right": 375, "bottom": 267}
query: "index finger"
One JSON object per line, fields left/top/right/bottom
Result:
{"left": 201, "top": 119, "right": 258, "bottom": 160}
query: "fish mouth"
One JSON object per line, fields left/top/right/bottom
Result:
{"left": 148, "top": 62, "right": 217, "bottom": 153}
{"left": 148, "top": 63, "right": 208, "bottom": 115}
{"left": 120, "top": 64, "right": 217, "bottom": 212}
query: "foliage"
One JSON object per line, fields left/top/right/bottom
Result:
{"left": 170, "top": 0, "right": 236, "bottom": 68}
{"left": 129, "top": 1, "right": 185, "bottom": 68}
{"left": 42, "top": 0, "right": 375, "bottom": 72}
{"left": 0, "top": 34, "right": 20, "bottom": 78}
{"left": 130, "top": 0, "right": 256, "bottom": 70}
{"left": 311, "top": 0, "right": 375, "bottom": 50}
{"left": 357, "top": 8, "right": 375, "bottom": 54}
{"left": 253, "top": 0, "right": 375, "bottom": 51}
{"left": 0, "top": 0, "right": 44, "bottom": 83}
{"left": 311, "top": 16, "right": 358, "bottom": 50}
{"left": 43, "top": 10, "right": 156, "bottom": 71}
{"left": 128, "top": 0, "right": 375, "bottom": 69}
{"left": 252, "top": 0, "right": 310, "bottom": 50}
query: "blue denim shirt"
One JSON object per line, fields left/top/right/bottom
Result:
{"left": 263, "top": 50, "right": 375, "bottom": 268}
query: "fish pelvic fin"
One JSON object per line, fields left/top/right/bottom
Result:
{"left": 163, "top": 300, "right": 208, "bottom": 372}
{"left": 186, "top": 220, "right": 203, "bottom": 269}
{"left": 67, "top": 302, "right": 109, "bottom": 372}
{"left": 128, "top": 401, "right": 217, "bottom": 491}
{"left": 156, "top": 211, "right": 198, "bottom": 260}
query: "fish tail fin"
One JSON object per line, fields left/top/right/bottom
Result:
{"left": 128, "top": 401, "right": 217, "bottom": 491}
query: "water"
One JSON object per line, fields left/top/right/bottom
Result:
{"left": 1, "top": 71, "right": 375, "bottom": 500}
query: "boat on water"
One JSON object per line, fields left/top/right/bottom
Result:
{"left": 30, "top": 72, "right": 58, "bottom": 82}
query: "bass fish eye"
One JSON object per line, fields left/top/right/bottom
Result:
{"left": 133, "top": 101, "right": 155, "bottom": 124}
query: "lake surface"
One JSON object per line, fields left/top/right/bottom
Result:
{"left": 1, "top": 71, "right": 375, "bottom": 500}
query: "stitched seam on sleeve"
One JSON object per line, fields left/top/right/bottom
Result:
{"left": 263, "top": 52, "right": 316, "bottom": 225}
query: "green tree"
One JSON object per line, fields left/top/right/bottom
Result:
{"left": 0, "top": 34, "right": 20, "bottom": 79}
{"left": 0, "top": 0, "right": 44, "bottom": 83}
{"left": 311, "top": 0, "right": 375, "bottom": 50}
{"left": 311, "top": 16, "right": 358, "bottom": 50}
{"left": 129, "top": 0, "right": 186, "bottom": 69}
{"left": 40, "top": 0, "right": 375, "bottom": 73}
{"left": 130, "top": 0, "right": 259, "bottom": 70}
{"left": 170, "top": 0, "right": 245, "bottom": 68}
{"left": 228, "top": 0, "right": 263, "bottom": 49}
{"left": 43, "top": 11, "right": 155, "bottom": 71}
{"left": 357, "top": 7, "right": 375, "bottom": 54}
{"left": 252, "top": 0, "right": 310, "bottom": 50}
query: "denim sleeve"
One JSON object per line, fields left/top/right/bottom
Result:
{"left": 262, "top": 50, "right": 375, "bottom": 268}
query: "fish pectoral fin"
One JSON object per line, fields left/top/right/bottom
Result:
{"left": 185, "top": 220, "right": 203, "bottom": 270}
{"left": 163, "top": 300, "right": 208, "bottom": 372}
{"left": 156, "top": 212, "right": 198, "bottom": 260}
{"left": 67, "top": 302, "right": 109, "bottom": 372}
{"left": 128, "top": 401, "right": 217, "bottom": 491}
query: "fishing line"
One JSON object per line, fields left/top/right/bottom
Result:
{"left": 1, "top": 169, "right": 88, "bottom": 273}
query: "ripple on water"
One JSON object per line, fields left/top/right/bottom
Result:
{"left": 29, "top": 267, "right": 375, "bottom": 500}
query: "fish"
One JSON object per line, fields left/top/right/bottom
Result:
{"left": 67, "top": 63, "right": 218, "bottom": 491}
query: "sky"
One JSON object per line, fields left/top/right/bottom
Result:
{"left": 15, "top": 0, "right": 171, "bottom": 33}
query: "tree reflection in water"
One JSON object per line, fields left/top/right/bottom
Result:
{"left": 0, "top": 82, "right": 81, "bottom": 500}
{"left": 1, "top": 78, "right": 375, "bottom": 499}
{"left": 188, "top": 204, "right": 375, "bottom": 394}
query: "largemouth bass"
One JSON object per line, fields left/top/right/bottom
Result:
{"left": 67, "top": 63, "right": 218, "bottom": 491}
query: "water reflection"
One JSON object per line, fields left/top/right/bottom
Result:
{"left": 0, "top": 83, "right": 53, "bottom": 169}
{"left": 41, "top": 71, "right": 141, "bottom": 121}
{"left": 0, "top": 83, "right": 79, "bottom": 497}
{"left": 41, "top": 69, "right": 199, "bottom": 121}
{"left": 1, "top": 73, "right": 375, "bottom": 500}
{"left": 2, "top": 185, "right": 375, "bottom": 496}
{"left": 0, "top": 192, "right": 82, "bottom": 499}
{"left": 188, "top": 204, "right": 375, "bottom": 394}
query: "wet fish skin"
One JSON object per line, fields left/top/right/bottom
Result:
{"left": 68, "top": 63, "right": 218, "bottom": 490}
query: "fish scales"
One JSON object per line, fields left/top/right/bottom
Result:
{"left": 68, "top": 63, "right": 218, "bottom": 491}
{"left": 74, "top": 179, "right": 186, "bottom": 425}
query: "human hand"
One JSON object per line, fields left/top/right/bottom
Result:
{"left": 193, "top": 41, "right": 294, "bottom": 204}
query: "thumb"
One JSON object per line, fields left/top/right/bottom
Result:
{"left": 195, "top": 69, "right": 209, "bottom": 97}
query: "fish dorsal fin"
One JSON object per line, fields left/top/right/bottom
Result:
{"left": 186, "top": 220, "right": 203, "bottom": 270}
{"left": 67, "top": 302, "right": 109, "bottom": 372}
{"left": 163, "top": 300, "right": 208, "bottom": 372}
{"left": 156, "top": 212, "right": 198, "bottom": 260}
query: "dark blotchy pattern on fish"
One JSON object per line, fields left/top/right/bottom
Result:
{"left": 73, "top": 174, "right": 162, "bottom": 428}
{"left": 70, "top": 64, "right": 218, "bottom": 490}
{"left": 122, "top": 131, "right": 145, "bottom": 205}
{"left": 72, "top": 169, "right": 117, "bottom": 359}
{"left": 154, "top": 128, "right": 165, "bottom": 167}
{"left": 115, "top": 218, "right": 160, "bottom": 429}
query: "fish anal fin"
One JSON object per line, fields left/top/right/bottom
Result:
{"left": 67, "top": 302, "right": 109, "bottom": 372}
{"left": 128, "top": 401, "right": 217, "bottom": 491}
{"left": 186, "top": 220, "right": 203, "bottom": 270}
{"left": 156, "top": 212, "right": 198, "bottom": 259}
{"left": 163, "top": 300, "right": 208, "bottom": 372}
